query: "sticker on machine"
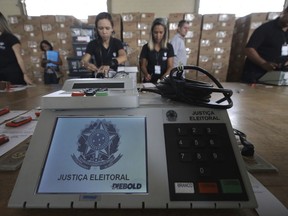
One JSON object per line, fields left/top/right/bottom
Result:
{"left": 174, "top": 182, "right": 195, "bottom": 193}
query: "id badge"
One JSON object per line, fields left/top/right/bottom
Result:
{"left": 155, "top": 65, "right": 161, "bottom": 74}
{"left": 281, "top": 44, "right": 288, "bottom": 56}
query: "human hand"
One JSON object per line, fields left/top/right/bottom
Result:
{"left": 23, "top": 74, "right": 34, "bottom": 85}
{"left": 261, "top": 62, "right": 278, "bottom": 71}
{"left": 98, "top": 65, "right": 110, "bottom": 77}
{"left": 144, "top": 74, "right": 151, "bottom": 81}
{"left": 84, "top": 63, "right": 98, "bottom": 72}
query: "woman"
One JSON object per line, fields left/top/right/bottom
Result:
{"left": 40, "top": 40, "right": 63, "bottom": 84}
{"left": 0, "top": 12, "right": 33, "bottom": 85}
{"left": 81, "top": 12, "right": 127, "bottom": 78}
{"left": 140, "top": 18, "right": 174, "bottom": 83}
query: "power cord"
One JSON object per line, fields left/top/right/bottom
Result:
{"left": 233, "top": 129, "right": 255, "bottom": 157}
{"left": 140, "top": 65, "right": 233, "bottom": 109}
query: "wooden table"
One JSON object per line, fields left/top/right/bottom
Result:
{"left": 0, "top": 83, "right": 287, "bottom": 216}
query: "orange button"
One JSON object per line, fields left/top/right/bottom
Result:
{"left": 198, "top": 182, "right": 219, "bottom": 193}
{"left": 71, "top": 91, "right": 85, "bottom": 96}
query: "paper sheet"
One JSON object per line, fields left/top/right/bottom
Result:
{"left": 0, "top": 110, "right": 39, "bottom": 157}
{"left": 249, "top": 173, "right": 288, "bottom": 216}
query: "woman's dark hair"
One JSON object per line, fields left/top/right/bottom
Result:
{"left": 148, "top": 17, "right": 168, "bottom": 50}
{"left": 94, "top": 12, "right": 114, "bottom": 40}
{"left": 95, "top": 12, "right": 114, "bottom": 28}
{"left": 0, "top": 11, "right": 12, "bottom": 34}
{"left": 40, "top": 40, "right": 53, "bottom": 51}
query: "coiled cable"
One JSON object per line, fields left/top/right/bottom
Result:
{"left": 140, "top": 65, "right": 233, "bottom": 109}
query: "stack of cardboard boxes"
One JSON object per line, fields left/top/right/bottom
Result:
{"left": 8, "top": 15, "right": 43, "bottom": 82}
{"left": 122, "top": 13, "right": 155, "bottom": 60}
{"left": 198, "top": 14, "right": 235, "bottom": 82}
{"left": 227, "top": 12, "right": 280, "bottom": 82}
{"left": 7, "top": 15, "right": 81, "bottom": 83}
{"left": 121, "top": 12, "right": 155, "bottom": 82}
{"left": 168, "top": 13, "right": 202, "bottom": 80}
{"left": 8, "top": 12, "right": 282, "bottom": 84}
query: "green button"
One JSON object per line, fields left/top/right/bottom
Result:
{"left": 96, "top": 91, "right": 108, "bottom": 96}
{"left": 220, "top": 179, "right": 243, "bottom": 193}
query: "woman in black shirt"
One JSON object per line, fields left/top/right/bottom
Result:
{"left": 0, "top": 12, "right": 33, "bottom": 85}
{"left": 40, "top": 40, "right": 63, "bottom": 84}
{"left": 81, "top": 12, "right": 127, "bottom": 78}
{"left": 140, "top": 18, "right": 174, "bottom": 83}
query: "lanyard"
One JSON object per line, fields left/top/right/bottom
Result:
{"left": 98, "top": 39, "right": 112, "bottom": 65}
{"left": 99, "top": 46, "right": 111, "bottom": 65}
{"left": 155, "top": 51, "right": 160, "bottom": 65}
{"left": 282, "top": 30, "right": 288, "bottom": 45}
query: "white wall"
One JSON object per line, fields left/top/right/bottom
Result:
{"left": 1, "top": 0, "right": 197, "bottom": 19}
{"left": 0, "top": 0, "right": 22, "bottom": 17}
{"left": 110, "top": 0, "right": 196, "bottom": 18}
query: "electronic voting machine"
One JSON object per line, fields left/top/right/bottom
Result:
{"left": 8, "top": 77, "right": 257, "bottom": 209}
{"left": 258, "top": 71, "right": 288, "bottom": 86}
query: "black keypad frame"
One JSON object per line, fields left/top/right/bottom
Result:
{"left": 164, "top": 123, "right": 249, "bottom": 201}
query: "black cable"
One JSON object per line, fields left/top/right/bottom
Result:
{"left": 233, "top": 129, "right": 255, "bottom": 157}
{"left": 140, "top": 65, "right": 233, "bottom": 109}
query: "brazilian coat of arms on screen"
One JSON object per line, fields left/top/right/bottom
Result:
{"left": 72, "top": 119, "right": 122, "bottom": 170}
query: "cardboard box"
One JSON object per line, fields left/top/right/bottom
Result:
{"left": 184, "top": 14, "right": 202, "bottom": 23}
{"left": 123, "top": 38, "right": 138, "bottom": 48}
{"left": 22, "top": 31, "right": 43, "bottom": 42}
{"left": 202, "top": 14, "right": 219, "bottom": 23}
{"left": 186, "top": 54, "right": 198, "bottom": 66}
{"left": 200, "top": 39, "right": 215, "bottom": 48}
{"left": 168, "top": 13, "right": 184, "bottom": 22}
{"left": 123, "top": 31, "right": 140, "bottom": 39}
{"left": 55, "top": 15, "right": 81, "bottom": 26}
{"left": 202, "top": 22, "right": 217, "bottom": 31}
{"left": 25, "top": 16, "right": 41, "bottom": 25}
{"left": 122, "top": 13, "right": 140, "bottom": 22}
{"left": 123, "top": 21, "right": 138, "bottom": 31}
{"left": 112, "top": 14, "right": 122, "bottom": 23}
{"left": 7, "top": 15, "right": 26, "bottom": 25}
{"left": 140, "top": 13, "right": 155, "bottom": 22}
{"left": 140, "top": 30, "right": 150, "bottom": 40}
{"left": 87, "top": 15, "right": 97, "bottom": 25}
{"left": 23, "top": 24, "right": 41, "bottom": 33}
{"left": 40, "top": 15, "right": 56, "bottom": 24}
{"left": 188, "top": 21, "right": 202, "bottom": 30}
{"left": 126, "top": 48, "right": 140, "bottom": 66}
{"left": 198, "top": 54, "right": 213, "bottom": 64}
{"left": 246, "top": 13, "right": 268, "bottom": 22}
{"left": 169, "top": 22, "right": 178, "bottom": 31}
{"left": 138, "top": 39, "right": 148, "bottom": 47}
{"left": 138, "top": 22, "right": 151, "bottom": 30}
{"left": 217, "top": 19, "right": 236, "bottom": 30}
{"left": 198, "top": 47, "right": 214, "bottom": 55}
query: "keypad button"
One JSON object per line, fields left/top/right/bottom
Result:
{"left": 198, "top": 182, "right": 219, "bottom": 193}
{"left": 177, "top": 138, "right": 191, "bottom": 148}
{"left": 194, "top": 152, "right": 208, "bottom": 161}
{"left": 208, "top": 138, "right": 219, "bottom": 147}
{"left": 220, "top": 179, "right": 243, "bottom": 194}
{"left": 179, "top": 152, "right": 192, "bottom": 162}
{"left": 174, "top": 182, "right": 195, "bottom": 194}
{"left": 176, "top": 127, "right": 188, "bottom": 136}
{"left": 191, "top": 138, "right": 206, "bottom": 148}
{"left": 164, "top": 123, "right": 247, "bottom": 201}
{"left": 199, "top": 166, "right": 211, "bottom": 177}
{"left": 191, "top": 127, "right": 202, "bottom": 135}
{"left": 211, "top": 152, "right": 225, "bottom": 161}
{"left": 205, "top": 127, "right": 216, "bottom": 135}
